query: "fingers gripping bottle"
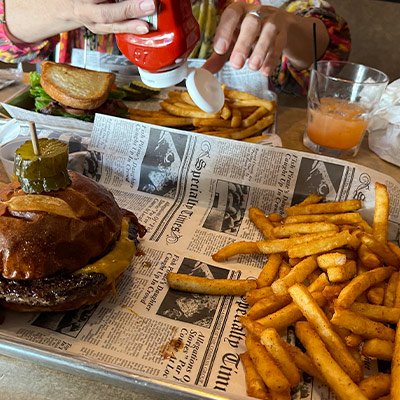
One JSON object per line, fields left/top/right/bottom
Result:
{"left": 115, "top": 0, "right": 224, "bottom": 113}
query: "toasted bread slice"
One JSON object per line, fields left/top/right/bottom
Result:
{"left": 40, "top": 61, "right": 116, "bottom": 110}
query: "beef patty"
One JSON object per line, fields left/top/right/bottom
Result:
{"left": 0, "top": 273, "right": 108, "bottom": 307}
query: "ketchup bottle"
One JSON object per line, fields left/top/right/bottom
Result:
{"left": 115, "top": 0, "right": 224, "bottom": 113}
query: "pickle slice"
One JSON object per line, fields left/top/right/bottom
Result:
{"left": 14, "top": 138, "right": 71, "bottom": 193}
{"left": 129, "top": 80, "right": 160, "bottom": 95}
{"left": 120, "top": 85, "right": 153, "bottom": 101}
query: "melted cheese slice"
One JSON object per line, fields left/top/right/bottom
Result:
{"left": 75, "top": 217, "right": 136, "bottom": 284}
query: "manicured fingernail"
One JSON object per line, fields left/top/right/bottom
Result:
{"left": 231, "top": 53, "right": 245, "bottom": 69}
{"left": 214, "top": 38, "right": 228, "bottom": 54}
{"left": 135, "top": 25, "right": 149, "bottom": 34}
{"left": 261, "top": 68, "right": 271, "bottom": 77}
{"left": 249, "top": 56, "right": 262, "bottom": 70}
{"left": 140, "top": 0, "right": 155, "bottom": 13}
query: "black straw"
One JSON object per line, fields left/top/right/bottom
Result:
{"left": 312, "top": 22, "right": 320, "bottom": 101}
{"left": 313, "top": 23, "right": 318, "bottom": 71}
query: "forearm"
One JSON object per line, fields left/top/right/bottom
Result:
{"left": 284, "top": 15, "right": 329, "bottom": 71}
{"left": 5, "top": 0, "right": 80, "bottom": 43}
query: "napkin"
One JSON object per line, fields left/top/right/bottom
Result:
{"left": 368, "top": 79, "right": 400, "bottom": 167}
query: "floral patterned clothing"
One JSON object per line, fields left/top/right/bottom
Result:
{"left": 0, "top": 0, "right": 350, "bottom": 95}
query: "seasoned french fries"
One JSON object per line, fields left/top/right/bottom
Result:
{"left": 166, "top": 182, "right": 400, "bottom": 399}
{"left": 336, "top": 266, "right": 396, "bottom": 308}
{"left": 246, "top": 333, "right": 290, "bottom": 392}
{"left": 362, "top": 338, "right": 394, "bottom": 361}
{"left": 239, "top": 352, "right": 269, "bottom": 399}
{"left": 212, "top": 240, "right": 261, "bottom": 262}
{"left": 271, "top": 256, "right": 318, "bottom": 296}
{"left": 391, "top": 320, "right": 400, "bottom": 398}
{"left": 326, "top": 260, "right": 357, "bottom": 282}
{"left": 288, "top": 283, "right": 363, "bottom": 382}
{"left": 128, "top": 87, "right": 276, "bottom": 142}
{"left": 249, "top": 206, "right": 276, "bottom": 240}
{"left": 359, "top": 373, "right": 391, "bottom": 399}
{"left": 260, "top": 328, "right": 300, "bottom": 387}
{"left": 285, "top": 199, "right": 362, "bottom": 216}
{"left": 256, "top": 254, "right": 281, "bottom": 288}
{"left": 316, "top": 252, "right": 347, "bottom": 270}
{"left": 166, "top": 272, "right": 256, "bottom": 295}
{"left": 373, "top": 182, "right": 390, "bottom": 244}
{"left": 295, "top": 321, "right": 368, "bottom": 400}
{"left": 331, "top": 307, "right": 396, "bottom": 341}
{"left": 349, "top": 301, "right": 400, "bottom": 324}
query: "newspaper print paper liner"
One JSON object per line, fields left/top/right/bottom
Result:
{"left": 0, "top": 113, "right": 398, "bottom": 400}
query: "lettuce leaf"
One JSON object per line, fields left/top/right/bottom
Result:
{"left": 29, "top": 72, "right": 53, "bottom": 111}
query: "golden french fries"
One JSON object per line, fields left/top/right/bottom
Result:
{"left": 385, "top": 271, "right": 399, "bottom": 307}
{"left": 331, "top": 307, "right": 396, "bottom": 341}
{"left": 256, "top": 253, "right": 281, "bottom": 288}
{"left": 373, "top": 182, "right": 390, "bottom": 244}
{"left": 391, "top": 320, "right": 400, "bottom": 398}
{"left": 165, "top": 182, "right": 400, "bottom": 399}
{"left": 272, "top": 222, "right": 339, "bottom": 238}
{"left": 246, "top": 285, "right": 275, "bottom": 306}
{"left": 288, "top": 283, "right": 363, "bottom": 382}
{"left": 358, "top": 243, "right": 382, "bottom": 269}
{"left": 271, "top": 256, "right": 318, "bottom": 296}
{"left": 349, "top": 301, "right": 400, "bottom": 324}
{"left": 166, "top": 272, "right": 256, "bottom": 296}
{"left": 256, "top": 231, "right": 337, "bottom": 255}
{"left": 285, "top": 199, "right": 362, "bottom": 216}
{"left": 362, "top": 338, "right": 394, "bottom": 361}
{"left": 359, "top": 373, "right": 391, "bottom": 399}
{"left": 240, "top": 352, "right": 269, "bottom": 399}
{"left": 326, "top": 260, "right": 357, "bottom": 282}
{"left": 128, "top": 87, "right": 276, "bottom": 142}
{"left": 336, "top": 266, "right": 396, "bottom": 308}
{"left": 246, "top": 333, "right": 290, "bottom": 392}
{"left": 260, "top": 328, "right": 300, "bottom": 387}
{"left": 287, "top": 230, "right": 353, "bottom": 258}
{"left": 316, "top": 252, "right": 347, "bottom": 270}
{"left": 295, "top": 321, "right": 368, "bottom": 400}
{"left": 284, "top": 212, "right": 363, "bottom": 225}
{"left": 211, "top": 240, "right": 261, "bottom": 262}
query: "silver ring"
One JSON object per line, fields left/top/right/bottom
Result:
{"left": 246, "top": 10, "right": 262, "bottom": 19}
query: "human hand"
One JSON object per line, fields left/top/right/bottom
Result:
{"left": 72, "top": 0, "right": 157, "bottom": 35}
{"left": 203, "top": 3, "right": 292, "bottom": 77}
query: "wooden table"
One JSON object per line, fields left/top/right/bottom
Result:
{"left": 0, "top": 80, "right": 398, "bottom": 400}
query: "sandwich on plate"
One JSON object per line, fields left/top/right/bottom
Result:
{"left": 0, "top": 138, "right": 146, "bottom": 312}
{"left": 30, "top": 61, "right": 128, "bottom": 122}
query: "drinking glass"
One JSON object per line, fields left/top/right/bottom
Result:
{"left": 303, "top": 61, "right": 389, "bottom": 157}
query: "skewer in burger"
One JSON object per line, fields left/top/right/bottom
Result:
{"left": 0, "top": 137, "right": 146, "bottom": 312}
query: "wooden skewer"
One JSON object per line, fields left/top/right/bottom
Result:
{"left": 28, "top": 121, "right": 40, "bottom": 156}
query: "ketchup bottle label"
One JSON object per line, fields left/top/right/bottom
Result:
{"left": 141, "top": 14, "right": 157, "bottom": 30}
{"left": 114, "top": 0, "right": 158, "bottom": 29}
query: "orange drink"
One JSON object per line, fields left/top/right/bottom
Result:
{"left": 304, "top": 61, "right": 388, "bottom": 157}
{"left": 307, "top": 97, "right": 368, "bottom": 150}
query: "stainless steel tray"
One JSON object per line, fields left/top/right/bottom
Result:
{"left": 0, "top": 334, "right": 239, "bottom": 400}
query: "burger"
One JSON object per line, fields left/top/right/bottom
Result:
{"left": 0, "top": 170, "right": 146, "bottom": 312}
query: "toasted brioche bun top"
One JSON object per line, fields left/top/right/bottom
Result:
{"left": 40, "top": 61, "right": 116, "bottom": 110}
{"left": 0, "top": 171, "right": 123, "bottom": 280}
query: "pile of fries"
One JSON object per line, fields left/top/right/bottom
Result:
{"left": 128, "top": 87, "right": 276, "bottom": 142}
{"left": 167, "top": 182, "right": 400, "bottom": 399}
